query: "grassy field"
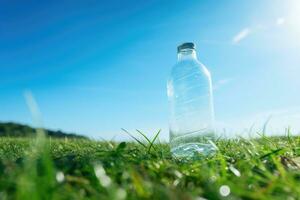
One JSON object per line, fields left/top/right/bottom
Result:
{"left": 0, "top": 133, "right": 300, "bottom": 200}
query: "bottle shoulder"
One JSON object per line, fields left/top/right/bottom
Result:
{"left": 169, "top": 59, "right": 211, "bottom": 81}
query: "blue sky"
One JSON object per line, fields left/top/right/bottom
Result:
{"left": 1, "top": 0, "right": 300, "bottom": 139}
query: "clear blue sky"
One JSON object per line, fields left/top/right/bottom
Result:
{"left": 1, "top": 0, "right": 300, "bottom": 139}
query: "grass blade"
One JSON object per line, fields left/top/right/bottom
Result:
{"left": 136, "top": 129, "right": 152, "bottom": 145}
{"left": 147, "top": 129, "right": 161, "bottom": 153}
{"left": 121, "top": 128, "right": 147, "bottom": 148}
{"left": 260, "top": 148, "right": 284, "bottom": 159}
{"left": 262, "top": 115, "right": 272, "bottom": 136}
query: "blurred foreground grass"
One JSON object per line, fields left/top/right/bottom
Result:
{"left": 0, "top": 135, "right": 300, "bottom": 200}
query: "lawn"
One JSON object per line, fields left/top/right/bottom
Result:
{"left": 0, "top": 133, "right": 299, "bottom": 200}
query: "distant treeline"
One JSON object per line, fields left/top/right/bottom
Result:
{"left": 0, "top": 122, "right": 86, "bottom": 139}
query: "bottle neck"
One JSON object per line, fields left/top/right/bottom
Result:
{"left": 177, "top": 49, "right": 197, "bottom": 61}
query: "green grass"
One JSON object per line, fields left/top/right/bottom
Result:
{"left": 0, "top": 134, "right": 300, "bottom": 200}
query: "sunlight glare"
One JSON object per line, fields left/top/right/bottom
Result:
{"left": 287, "top": 0, "right": 300, "bottom": 33}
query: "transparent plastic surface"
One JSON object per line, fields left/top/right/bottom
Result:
{"left": 167, "top": 45, "right": 216, "bottom": 158}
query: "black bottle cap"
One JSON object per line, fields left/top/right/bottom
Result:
{"left": 177, "top": 42, "right": 195, "bottom": 52}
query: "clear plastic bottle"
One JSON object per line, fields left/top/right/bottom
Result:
{"left": 167, "top": 42, "right": 216, "bottom": 158}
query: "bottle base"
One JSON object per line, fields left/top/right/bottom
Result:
{"left": 171, "top": 142, "right": 216, "bottom": 158}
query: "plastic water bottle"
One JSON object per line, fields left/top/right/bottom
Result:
{"left": 167, "top": 42, "right": 216, "bottom": 158}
